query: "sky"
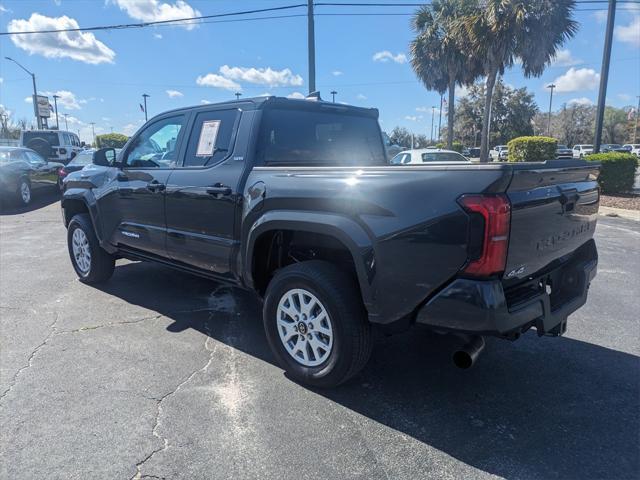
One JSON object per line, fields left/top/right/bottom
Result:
{"left": 0, "top": 0, "right": 639, "bottom": 144}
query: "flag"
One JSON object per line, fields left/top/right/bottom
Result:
{"left": 140, "top": 103, "right": 145, "bottom": 113}
{"left": 628, "top": 108, "right": 636, "bottom": 121}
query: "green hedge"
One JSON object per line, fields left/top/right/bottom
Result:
{"left": 586, "top": 152, "right": 637, "bottom": 194}
{"left": 507, "top": 136, "right": 557, "bottom": 162}
{"left": 96, "top": 133, "right": 129, "bottom": 149}
{"left": 434, "top": 141, "right": 463, "bottom": 153}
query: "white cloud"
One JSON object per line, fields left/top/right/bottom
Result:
{"left": 615, "top": 16, "right": 640, "bottom": 47}
{"left": 567, "top": 97, "right": 594, "bottom": 106}
{"left": 257, "top": 92, "right": 273, "bottom": 97}
{"left": 617, "top": 93, "right": 633, "bottom": 102}
{"left": 356, "top": 93, "right": 367, "bottom": 100}
{"left": 0, "top": 77, "right": 3, "bottom": 84}
{"left": 551, "top": 49, "right": 582, "bottom": 67}
{"left": 24, "top": 90, "right": 85, "bottom": 110}
{"left": 122, "top": 121, "right": 143, "bottom": 136}
{"left": 8, "top": 13, "right": 115, "bottom": 64}
{"left": 0, "top": 4, "right": 11, "bottom": 14}
{"left": 200, "top": 99, "right": 212, "bottom": 104}
{"left": 111, "top": 0, "right": 201, "bottom": 30}
{"left": 405, "top": 115, "right": 423, "bottom": 121}
{"left": 166, "top": 89, "right": 183, "bottom": 98}
{"left": 416, "top": 106, "right": 429, "bottom": 112}
{"left": 332, "top": 70, "right": 343, "bottom": 76}
{"left": 287, "top": 92, "right": 305, "bottom": 99}
{"left": 457, "top": 85, "right": 470, "bottom": 98}
{"left": 196, "top": 73, "right": 241, "bottom": 91}
{"left": 153, "top": 33, "right": 163, "bottom": 39}
{"left": 552, "top": 67, "right": 600, "bottom": 92}
{"left": 219, "top": 65, "right": 303, "bottom": 87}
{"left": 373, "top": 50, "right": 407, "bottom": 64}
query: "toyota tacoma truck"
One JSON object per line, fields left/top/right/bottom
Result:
{"left": 61, "top": 96, "right": 599, "bottom": 387}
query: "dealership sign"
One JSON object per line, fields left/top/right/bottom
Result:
{"left": 33, "top": 95, "right": 51, "bottom": 118}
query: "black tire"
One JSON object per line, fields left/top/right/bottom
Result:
{"left": 263, "top": 261, "right": 373, "bottom": 388}
{"left": 16, "top": 178, "right": 31, "bottom": 206}
{"left": 67, "top": 213, "right": 115, "bottom": 284}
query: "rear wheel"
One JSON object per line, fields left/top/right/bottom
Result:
{"left": 263, "top": 261, "right": 373, "bottom": 388}
{"left": 16, "top": 178, "right": 31, "bottom": 206}
{"left": 67, "top": 213, "right": 115, "bottom": 284}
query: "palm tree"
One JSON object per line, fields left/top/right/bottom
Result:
{"left": 410, "top": 0, "right": 481, "bottom": 149}
{"left": 460, "top": 0, "right": 578, "bottom": 162}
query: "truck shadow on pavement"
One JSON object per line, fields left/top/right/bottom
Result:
{"left": 98, "top": 261, "right": 640, "bottom": 480}
{"left": 0, "top": 190, "right": 60, "bottom": 215}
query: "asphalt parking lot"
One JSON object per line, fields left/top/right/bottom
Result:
{"left": 1, "top": 193, "right": 639, "bottom": 480}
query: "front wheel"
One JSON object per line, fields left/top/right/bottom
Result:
{"left": 263, "top": 261, "right": 373, "bottom": 388}
{"left": 67, "top": 213, "right": 115, "bottom": 284}
{"left": 16, "top": 178, "right": 31, "bottom": 206}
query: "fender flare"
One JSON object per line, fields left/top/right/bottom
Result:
{"left": 243, "top": 210, "right": 376, "bottom": 308}
{"left": 61, "top": 190, "right": 108, "bottom": 249}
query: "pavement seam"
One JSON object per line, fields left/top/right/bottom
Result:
{"left": 59, "top": 314, "right": 163, "bottom": 334}
{"left": 132, "top": 317, "right": 217, "bottom": 480}
{"left": 0, "top": 312, "right": 58, "bottom": 404}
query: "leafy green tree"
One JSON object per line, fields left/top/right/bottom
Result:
{"left": 452, "top": 79, "right": 538, "bottom": 146}
{"left": 96, "top": 133, "right": 129, "bottom": 149}
{"left": 410, "top": 0, "right": 481, "bottom": 149}
{"left": 460, "top": 0, "right": 578, "bottom": 161}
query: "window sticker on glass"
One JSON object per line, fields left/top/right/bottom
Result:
{"left": 196, "top": 120, "right": 221, "bottom": 156}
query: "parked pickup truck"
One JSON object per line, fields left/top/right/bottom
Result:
{"left": 61, "top": 96, "right": 600, "bottom": 387}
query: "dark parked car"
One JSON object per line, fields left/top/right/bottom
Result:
{"left": 600, "top": 144, "right": 628, "bottom": 153}
{"left": 0, "top": 146, "right": 63, "bottom": 206}
{"left": 61, "top": 96, "right": 600, "bottom": 387}
{"left": 58, "top": 149, "right": 121, "bottom": 190}
{"left": 556, "top": 144, "right": 573, "bottom": 159}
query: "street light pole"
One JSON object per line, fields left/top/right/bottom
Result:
{"left": 546, "top": 83, "right": 556, "bottom": 137}
{"left": 438, "top": 94, "right": 443, "bottom": 142}
{"left": 235, "top": 92, "right": 242, "bottom": 100}
{"left": 594, "top": 0, "right": 616, "bottom": 153}
{"left": 90, "top": 122, "right": 96, "bottom": 146}
{"left": 430, "top": 106, "right": 436, "bottom": 144}
{"left": 330, "top": 90, "right": 337, "bottom": 103}
{"left": 52, "top": 94, "right": 60, "bottom": 130}
{"left": 307, "top": 0, "right": 316, "bottom": 94}
{"left": 142, "top": 94, "right": 150, "bottom": 122}
{"left": 634, "top": 96, "right": 640, "bottom": 143}
{"left": 5, "top": 56, "right": 41, "bottom": 129}
{"left": 62, "top": 113, "right": 69, "bottom": 130}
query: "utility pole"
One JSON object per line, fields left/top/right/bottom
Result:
{"left": 430, "top": 106, "right": 436, "bottom": 144}
{"left": 142, "top": 93, "right": 150, "bottom": 122}
{"left": 307, "top": 0, "right": 316, "bottom": 94}
{"left": 52, "top": 94, "right": 60, "bottom": 130}
{"left": 235, "top": 92, "right": 242, "bottom": 100}
{"left": 62, "top": 113, "right": 69, "bottom": 130}
{"left": 546, "top": 83, "right": 556, "bottom": 137}
{"left": 438, "top": 94, "right": 443, "bottom": 142}
{"left": 634, "top": 96, "right": 640, "bottom": 143}
{"left": 594, "top": 0, "right": 616, "bottom": 153}
{"left": 5, "top": 56, "right": 41, "bottom": 129}
{"left": 330, "top": 90, "right": 337, "bottom": 103}
{"left": 90, "top": 122, "right": 96, "bottom": 146}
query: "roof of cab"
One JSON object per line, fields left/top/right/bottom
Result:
{"left": 152, "top": 95, "right": 379, "bottom": 120}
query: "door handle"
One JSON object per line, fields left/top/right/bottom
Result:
{"left": 146, "top": 180, "right": 166, "bottom": 192}
{"left": 206, "top": 184, "right": 232, "bottom": 196}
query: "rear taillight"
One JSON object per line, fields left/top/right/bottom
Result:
{"left": 458, "top": 194, "right": 511, "bottom": 277}
{"left": 59, "top": 148, "right": 67, "bottom": 154}
{"left": 58, "top": 168, "right": 68, "bottom": 178}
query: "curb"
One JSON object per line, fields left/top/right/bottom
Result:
{"left": 598, "top": 206, "right": 640, "bottom": 221}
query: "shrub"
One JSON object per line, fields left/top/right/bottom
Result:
{"left": 96, "top": 133, "right": 129, "bottom": 149}
{"left": 434, "top": 141, "right": 463, "bottom": 153}
{"left": 586, "top": 152, "right": 637, "bottom": 194}
{"left": 507, "top": 136, "right": 557, "bottom": 162}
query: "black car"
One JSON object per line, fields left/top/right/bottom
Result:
{"left": 58, "top": 149, "right": 122, "bottom": 190}
{"left": 600, "top": 144, "right": 628, "bottom": 153}
{"left": 556, "top": 144, "right": 573, "bottom": 159}
{"left": 0, "top": 147, "right": 64, "bottom": 206}
{"left": 61, "top": 96, "right": 600, "bottom": 388}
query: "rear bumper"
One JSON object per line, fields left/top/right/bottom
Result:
{"left": 416, "top": 240, "right": 597, "bottom": 338}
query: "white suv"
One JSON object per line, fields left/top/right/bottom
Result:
{"left": 623, "top": 144, "right": 640, "bottom": 157}
{"left": 489, "top": 145, "right": 509, "bottom": 161}
{"left": 572, "top": 144, "right": 593, "bottom": 158}
{"left": 20, "top": 130, "right": 83, "bottom": 165}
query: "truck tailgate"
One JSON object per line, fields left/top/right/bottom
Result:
{"left": 504, "top": 162, "right": 600, "bottom": 281}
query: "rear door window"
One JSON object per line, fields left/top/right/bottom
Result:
{"left": 182, "top": 109, "right": 239, "bottom": 168}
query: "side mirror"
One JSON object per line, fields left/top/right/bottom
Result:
{"left": 93, "top": 147, "right": 116, "bottom": 167}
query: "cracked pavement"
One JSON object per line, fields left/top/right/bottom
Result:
{"left": 1, "top": 194, "right": 639, "bottom": 479}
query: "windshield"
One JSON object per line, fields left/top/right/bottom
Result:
{"left": 0, "top": 150, "right": 13, "bottom": 163}
{"left": 22, "top": 131, "right": 59, "bottom": 146}
{"left": 258, "top": 108, "right": 386, "bottom": 167}
{"left": 607, "top": 144, "right": 622, "bottom": 148}
{"left": 558, "top": 145, "right": 568, "bottom": 149}
{"left": 421, "top": 152, "right": 468, "bottom": 162}
{"left": 68, "top": 152, "right": 94, "bottom": 166}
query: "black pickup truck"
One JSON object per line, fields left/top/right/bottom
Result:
{"left": 61, "top": 96, "right": 599, "bottom": 387}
